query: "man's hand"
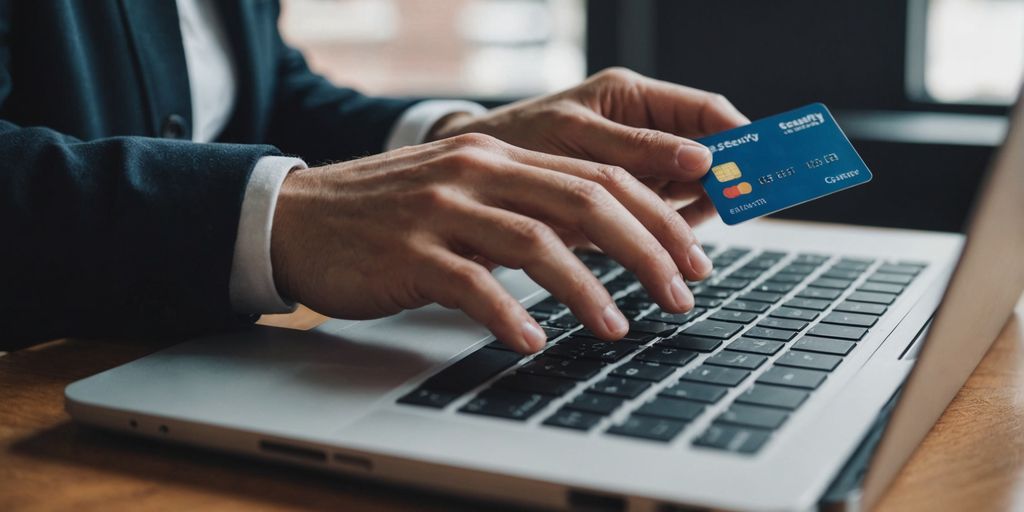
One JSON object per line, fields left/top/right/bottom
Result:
{"left": 271, "top": 133, "right": 713, "bottom": 354}
{"left": 429, "top": 67, "right": 749, "bottom": 228}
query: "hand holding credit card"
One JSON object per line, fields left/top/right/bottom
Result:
{"left": 698, "top": 103, "right": 871, "bottom": 224}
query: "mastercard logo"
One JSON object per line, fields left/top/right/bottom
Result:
{"left": 723, "top": 182, "right": 753, "bottom": 199}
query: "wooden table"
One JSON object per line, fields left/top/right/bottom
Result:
{"left": 2, "top": 299, "right": 1023, "bottom": 511}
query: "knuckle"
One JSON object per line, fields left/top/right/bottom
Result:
{"left": 450, "top": 262, "right": 489, "bottom": 291}
{"left": 630, "top": 128, "right": 666, "bottom": 149}
{"left": 449, "top": 132, "right": 500, "bottom": 149}
{"left": 510, "top": 218, "right": 558, "bottom": 251}
{"left": 413, "top": 184, "right": 456, "bottom": 209}
{"left": 594, "top": 165, "right": 633, "bottom": 192}
{"left": 594, "top": 66, "right": 637, "bottom": 84}
{"left": 564, "top": 178, "right": 606, "bottom": 209}
{"left": 440, "top": 147, "right": 486, "bottom": 171}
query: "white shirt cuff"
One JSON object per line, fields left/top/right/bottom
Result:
{"left": 385, "top": 100, "right": 488, "bottom": 150}
{"left": 229, "top": 155, "right": 307, "bottom": 314}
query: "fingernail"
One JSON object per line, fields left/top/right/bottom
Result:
{"left": 676, "top": 142, "right": 712, "bottom": 172}
{"left": 688, "top": 243, "right": 713, "bottom": 278}
{"left": 520, "top": 321, "right": 547, "bottom": 352}
{"left": 669, "top": 274, "right": 694, "bottom": 310}
{"left": 601, "top": 304, "right": 629, "bottom": 337}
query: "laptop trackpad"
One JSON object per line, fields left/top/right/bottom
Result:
{"left": 66, "top": 306, "right": 495, "bottom": 439}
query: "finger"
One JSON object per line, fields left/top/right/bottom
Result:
{"left": 678, "top": 193, "right": 718, "bottom": 227}
{"left": 420, "top": 248, "right": 548, "bottom": 354}
{"left": 507, "top": 148, "right": 714, "bottom": 282}
{"left": 442, "top": 200, "right": 629, "bottom": 341}
{"left": 634, "top": 76, "right": 750, "bottom": 136}
{"left": 571, "top": 113, "right": 713, "bottom": 180}
{"left": 469, "top": 157, "right": 699, "bottom": 313}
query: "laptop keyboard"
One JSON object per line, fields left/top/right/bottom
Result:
{"left": 397, "top": 247, "right": 926, "bottom": 454}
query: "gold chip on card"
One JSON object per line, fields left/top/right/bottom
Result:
{"left": 711, "top": 161, "right": 742, "bottom": 182}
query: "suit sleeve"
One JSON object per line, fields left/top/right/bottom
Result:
{"left": 0, "top": 122, "right": 282, "bottom": 349}
{"left": 264, "top": 3, "right": 419, "bottom": 164}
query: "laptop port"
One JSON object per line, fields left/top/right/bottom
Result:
{"left": 567, "top": 489, "right": 625, "bottom": 512}
{"left": 258, "top": 440, "right": 327, "bottom": 463}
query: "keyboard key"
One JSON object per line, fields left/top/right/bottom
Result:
{"left": 833, "top": 259, "right": 873, "bottom": 271}
{"left": 726, "top": 337, "right": 785, "bottom": 355}
{"left": 822, "top": 268, "right": 862, "bottom": 280}
{"left": 822, "top": 311, "right": 878, "bottom": 328}
{"left": 808, "top": 323, "right": 868, "bottom": 341}
{"left": 722, "top": 300, "right": 771, "bottom": 314}
{"left": 544, "top": 315, "right": 581, "bottom": 329}
{"left": 543, "top": 408, "right": 603, "bottom": 431}
{"left": 612, "top": 360, "right": 676, "bottom": 382}
{"left": 693, "top": 424, "right": 770, "bottom": 453}
{"left": 519, "top": 356, "right": 604, "bottom": 380}
{"left": 566, "top": 392, "right": 625, "bottom": 415}
{"left": 658, "top": 335, "right": 722, "bottom": 352}
{"left": 754, "top": 282, "right": 795, "bottom": 293}
{"left": 460, "top": 389, "right": 551, "bottom": 420}
{"left": 681, "top": 320, "right": 743, "bottom": 339}
{"left": 757, "top": 366, "right": 827, "bottom": 389}
{"left": 492, "top": 373, "right": 578, "bottom": 396}
{"left": 660, "top": 381, "right": 728, "bottom": 403}
{"left": 834, "top": 301, "right": 887, "bottom": 316}
{"left": 577, "top": 329, "right": 655, "bottom": 344}
{"left": 793, "top": 336, "right": 856, "bottom": 355}
{"left": 779, "top": 263, "right": 818, "bottom": 275}
{"left": 877, "top": 263, "right": 923, "bottom": 275}
{"left": 709, "top": 310, "right": 759, "bottom": 324}
{"left": 629, "top": 320, "right": 678, "bottom": 336}
{"left": 680, "top": 365, "right": 750, "bottom": 387}
{"left": 716, "top": 404, "right": 789, "bottom": 430}
{"left": 743, "top": 326, "right": 797, "bottom": 342}
{"left": 729, "top": 268, "right": 763, "bottom": 280}
{"left": 644, "top": 308, "right": 706, "bottom": 325}
{"left": 770, "top": 307, "right": 819, "bottom": 321}
{"left": 784, "top": 298, "right": 832, "bottom": 311}
{"left": 858, "top": 282, "right": 904, "bottom": 294}
{"left": 736, "top": 385, "right": 809, "bottom": 410}
{"left": 796, "top": 287, "right": 843, "bottom": 300}
{"left": 693, "top": 287, "right": 733, "bottom": 299}
{"left": 739, "top": 291, "right": 784, "bottom": 303}
{"left": 767, "top": 273, "right": 805, "bottom": 284}
{"left": 634, "top": 346, "right": 699, "bottom": 366}
{"left": 809, "top": 277, "right": 854, "bottom": 290}
{"left": 847, "top": 291, "right": 897, "bottom": 305}
{"left": 420, "top": 348, "right": 523, "bottom": 394}
{"left": 634, "top": 397, "right": 705, "bottom": 422}
{"left": 397, "top": 388, "right": 460, "bottom": 408}
{"left": 590, "top": 377, "right": 652, "bottom": 398}
{"left": 545, "top": 337, "right": 640, "bottom": 363}
{"left": 708, "top": 277, "right": 751, "bottom": 290}
{"left": 705, "top": 351, "right": 767, "bottom": 370}
{"left": 694, "top": 296, "right": 725, "bottom": 308}
{"left": 794, "top": 253, "right": 829, "bottom": 265}
{"left": 607, "top": 416, "right": 686, "bottom": 442}
{"left": 757, "top": 317, "right": 808, "bottom": 331}
{"left": 868, "top": 272, "right": 914, "bottom": 285}
{"left": 529, "top": 298, "right": 564, "bottom": 314}
{"left": 776, "top": 350, "right": 842, "bottom": 372}
{"left": 743, "top": 258, "right": 779, "bottom": 270}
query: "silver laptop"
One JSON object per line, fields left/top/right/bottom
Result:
{"left": 65, "top": 93, "right": 1024, "bottom": 511}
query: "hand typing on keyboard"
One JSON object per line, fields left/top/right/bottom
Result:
{"left": 271, "top": 70, "right": 749, "bottom": 354}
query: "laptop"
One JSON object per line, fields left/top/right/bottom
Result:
{"left": 65, "top": 92, "right": 1024, "bottom": 511}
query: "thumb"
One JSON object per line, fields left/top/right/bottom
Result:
{"left": 577, "top": 114, "right": 712, "bottom": 180}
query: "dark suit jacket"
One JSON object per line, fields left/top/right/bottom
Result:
{"left": 0, "top": 0, "right": 417, "bottom": 349}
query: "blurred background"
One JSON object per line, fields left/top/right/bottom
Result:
{"left": 281, "top": 0, "right": 1023, "bottom": 232}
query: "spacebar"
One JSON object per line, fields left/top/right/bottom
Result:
{"left": 421, "top": 347, "right": 523, "bottom": 394}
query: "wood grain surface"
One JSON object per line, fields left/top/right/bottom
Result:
{"left": 1, "top": 300, "right": 1022, "bottom": 511}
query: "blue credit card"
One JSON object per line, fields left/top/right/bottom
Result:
{"left": 698, "top": 103, "right": 871, "bottom": 225}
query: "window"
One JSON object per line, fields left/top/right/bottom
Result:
{"left": 279, "top": 0, "right": 586, "bottom": 98}
{"left": 908, "top": 0, "right": 1024, "bottom": 105}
